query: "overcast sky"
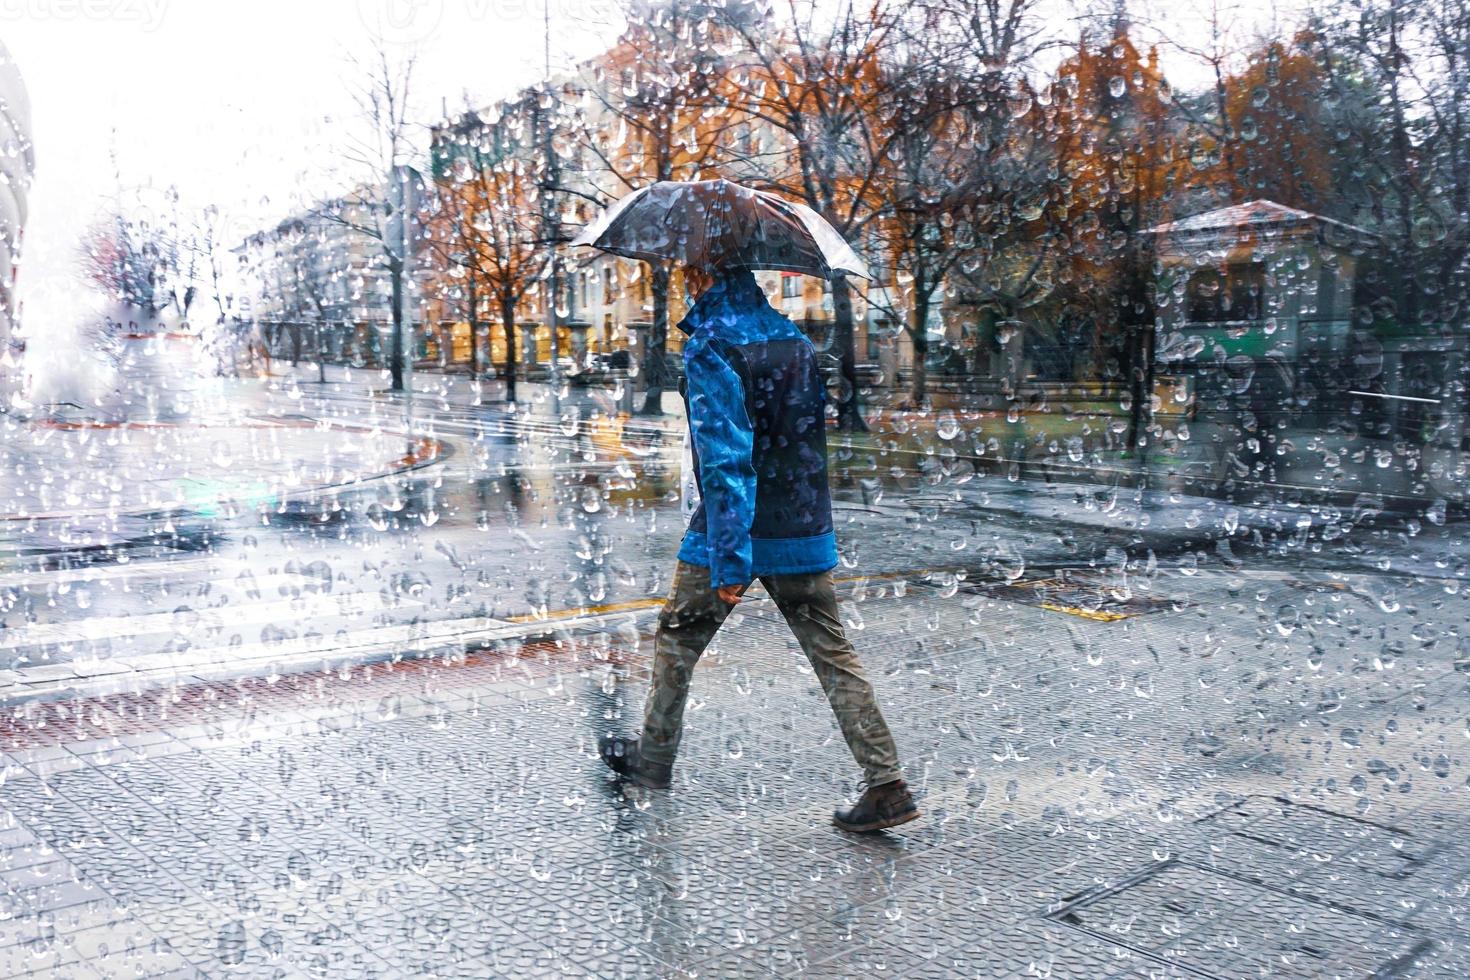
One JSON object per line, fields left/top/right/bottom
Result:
{"left": 2, "top": 0, "right": 1302, "bottom": 334}
{"left": 3, "top": 0, "right": 627, "bottom": 331}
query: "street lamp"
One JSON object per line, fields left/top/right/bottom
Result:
{"left": 387, "top": 164, "right": 425, "bottom": 455}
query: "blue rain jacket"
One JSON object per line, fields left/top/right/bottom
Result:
{"left": 674, "top": 268, "right": 838, "bottom": 588}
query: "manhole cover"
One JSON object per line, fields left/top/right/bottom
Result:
{"left": 1049, "top": 860, "right": 1430, "bottom": 978}
{"left": 966, "top": 570, "right": 1187, "bottom": 621}
{"left": 1199, "top": 796, "right": 1433, "bottom": 881}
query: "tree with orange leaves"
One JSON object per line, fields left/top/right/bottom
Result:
{"left": 711, "top": 0, "right": 903, "bottom": 431}
{"left": 429, "top": 104, "right": 545, "bottom": 403}
{"left": 1181, "top": 32, "right": 1336, "bottom": 212}
{"left": 574, "top": 2, "right": 736, "bottom": 414}
{"left": 1045, "top": 16, "right": 1179, "bottom": 453}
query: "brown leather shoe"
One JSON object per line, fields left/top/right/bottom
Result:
{"left": 833, "top": 779, "right": 920, "bottom": 832}
{"left": 598, "top": 735, "right": 672, "bottom": 789}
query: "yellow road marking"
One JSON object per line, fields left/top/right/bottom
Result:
{"left": 504, "top": 597, "right": 663, "bottom": 624}
{"left": 499, "top": 567, "right": 1138, "bottom": 629}
{"left": 1038, "top": 602, "right": 1130, "bottom": 622}
{"left": 498, "top": 570, "right": 901, "bottom": 627}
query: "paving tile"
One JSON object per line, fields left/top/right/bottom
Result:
{"left": 0, "top": 570, "right": 1465, "bottom": 978}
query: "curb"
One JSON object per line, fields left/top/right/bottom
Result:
{"left": 0, "top": 419, "right": 446, "bottom": 525}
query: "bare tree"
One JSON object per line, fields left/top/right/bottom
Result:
{"left": 1317, "top": 0, "right": 1470, "bottom": 325}
{"left": 79, "top": 209, "right": 182, "bottom": 322}
{"left": 1417, "top": 0, "right": 1470, "bottom": 323}
{"left": 279, "top": 221, "right": 340, "bottom": 381}
{"left": 314, "top": 46, "right": 425, "bottom": 391}
{"left": 1149, "top": 0, "right": 1244, "bottom": 171}
{"left": 192, "top": 205, "right": 237, "bottom": 329}
{"left": 869, "top": 0, "right": 1055, "bottom": 407}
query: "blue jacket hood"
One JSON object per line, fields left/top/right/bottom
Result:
{"left": 676, "top": 268, "right": 796, "bottom": 343}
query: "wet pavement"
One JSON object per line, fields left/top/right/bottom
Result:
{"left": 1, "top": 365, "right": 1468, "bottom": 977}
{"left": 1, "top": 555, "right": 1467, "bottom": 978}
{"left": 6, "top": 366, "right": 1454, "bottom": 699}
{"left": 0, "top": 415, "right": 438, "bottom": 522}
{"left": 0, "top": 368, "right": 683, "bottom": 699}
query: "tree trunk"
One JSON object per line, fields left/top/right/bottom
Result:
{"left": 1383, "top": 3, "right": 1419, "bottom": 323}
{"left": 1123, "top": 320, "right": 1158, "bottom": 458}
{"left": 317, "top": 323, "right": 327, "bottom": 383}
{"left": 973, "top": 309, "right": 996, "bottom": 377}
{"left": 290, "top": 323, "right": 302, "bottom": 367}
{"left": 909, "top": 294, "right": 931, "bottom": 408}
{"left": 502, "top": 302, "right": 518, "bottom": 404}
{"left": 1141, "top": 322, "right": 1157, "bottom": 449}
{"left": 639, "top": 263, "right": 671, "bottom": 416}
{"left": 465, "top": 278, "right": 481, "bottom": 380}
{"left": 389, "top": 261, "right": 406, "bottom": 392}
{"left": 1122, "top": 232, "right": 1159, "bottom": 460}
{"left": 830, "top": 275, "right": 867, "bottom": 432}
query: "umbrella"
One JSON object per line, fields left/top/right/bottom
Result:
{"left": 568, "top": 178, "right": 871, "bottom": 280}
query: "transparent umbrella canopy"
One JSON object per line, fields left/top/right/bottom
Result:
{"left": 568, "top": 178, "right": 871, "bottom": 280}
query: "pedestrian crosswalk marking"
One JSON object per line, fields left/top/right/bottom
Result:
{"left": 0, "top": 588, "right": 419, "bottom": 650}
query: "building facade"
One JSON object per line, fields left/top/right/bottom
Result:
{"left": 1151, "top": 199, "right": 1469, "bottom": 501}
{"left": 238, "top": 191, "right": 407, "bottom": 366}
{"left": 424, "top": 8, "right": 896, "bottom": 388}
{"left": 0, "top": 40, "right": 34, "bottom": 405}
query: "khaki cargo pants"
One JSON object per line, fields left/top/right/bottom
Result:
{"left": 639, "top": 560, "right": 903, "bottom": 786}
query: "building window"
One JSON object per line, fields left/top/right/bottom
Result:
{"left": 781, "top": 274, "right": 800, "bottom": 299}
{"left": 602, "top": 266, "right": 617, "bottom": 302}
{"left": 1187, "top": 263, "right": 1264, "bottom": 322}
{"left": 868, "top": 319, "right": 889, "bottom": 360}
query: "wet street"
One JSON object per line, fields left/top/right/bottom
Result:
{"left": 5, "top": 367, "right": 1458, "bottom": 702}
{"left": 0, "top": 369, "right": 687, "bottom": 698}
{"left": 1, "top": 368, "right": 1468, "bottom": 978}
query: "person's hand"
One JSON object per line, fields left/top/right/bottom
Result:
{"left": 717, "top": 583, "right": 748, "bottom": 605}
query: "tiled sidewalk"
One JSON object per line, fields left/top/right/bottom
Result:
{"left": 1, "top": 566, "right": 1467, "bottom": 978}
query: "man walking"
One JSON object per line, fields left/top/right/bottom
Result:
{"left": 599, "top": 263, "right": 917, "bottom": 833}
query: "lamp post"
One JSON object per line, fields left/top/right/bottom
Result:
{"left": 541, "top": 0, "right": 564, "bottom": 391}
{"left": 387, "top": 164, "right": 424, "bottom": 453}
